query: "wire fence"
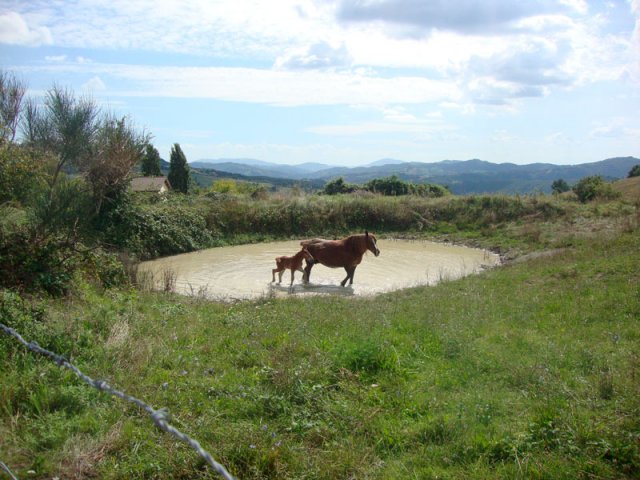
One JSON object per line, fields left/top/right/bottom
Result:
{"left": 0, "top": 461, "right": 19, "bottom": 480}
{"left": 0, "top": 322, "right": 237, "bottom": 480}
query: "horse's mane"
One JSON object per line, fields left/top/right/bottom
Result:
{"left": 346, "top": 234, "right": 367, "bottom": 255}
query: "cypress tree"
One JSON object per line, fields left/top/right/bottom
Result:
{"left": 141, "top": 143, "right": 162, "bottom": 176}
{"left": 168, "top": 143, "right": 190, "bottom": 193}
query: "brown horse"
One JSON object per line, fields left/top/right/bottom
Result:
{"left": 301, "top": 231, "right": 380, "bottom": 287}
{"left": 272, "top": 247, "right": 314, "bottom": 286}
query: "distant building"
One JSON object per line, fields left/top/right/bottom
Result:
{"left": 130, "top": 176, "right": 172, "bottom": 194}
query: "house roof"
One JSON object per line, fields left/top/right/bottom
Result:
{"left": 130, "top": 176, "right": 171, "bottom": 192}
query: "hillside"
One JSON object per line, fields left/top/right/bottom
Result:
{"left": 613, "top": 175, "right": 640, "bottom": 201}
{"left": 188, "top": 156, "right": 640, "bottom": 194}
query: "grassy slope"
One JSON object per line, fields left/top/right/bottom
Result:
{"left": 1, "top": 227, "right": 639, "bottom": 478}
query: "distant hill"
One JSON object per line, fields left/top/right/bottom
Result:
{"left": 191, "top": 159, "right": 331, "bottom": 179}
{"left": 365, "top": 158, "right": 406, "bottom": 167}
{"left": 182, "top": 156, "right": 640, "bottom": 195}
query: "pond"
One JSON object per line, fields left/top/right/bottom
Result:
{"left": 138, "top": 239, "right": 500, "bottom": 301}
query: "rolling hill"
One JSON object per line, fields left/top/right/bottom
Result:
{"left": 186, "top": 156, "right": 640, "bottom": 194}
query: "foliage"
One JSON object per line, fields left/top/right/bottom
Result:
{"left": 0, "top": 70, "right": 26, "bottom": 144}
{"left": 211, "top": 178, "right": 239, "bottom": 194}
{"left": 551, "top": 178, "right": 570, "bottom": 194}
{"left": 365, "top": 175, "right": 410, "bottom": 195}
{"left": 22, "top": 85, "right": 100, "bottom": 189}
{"left": 141, "top": 143, "right": 162, "bottom": 177}
{"left": 0, "top": 222, "right": 82, "bottom": 296}
{"left": 0, "top": 144, "right": 51, "bottom": 204}
{"left": 323, "top": 177, "right": 357, "bottom": 195}
{"left": 167, "top": 143, "right": 190, "bottom": 194}
{"left": 102, "top": 196, "right": 214, "bottom": 259}
{"left": 572, "top": 175, "right": 620, "bottom": 203}
{"left": 628, "top": 164, "right": 640, "bottom": 178}
{"left": 84, "top": 115, "right": 149, "bottom": 215}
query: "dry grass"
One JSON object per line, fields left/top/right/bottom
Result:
{"left": 613, "top": 175, "right": 640, "bottom": 202}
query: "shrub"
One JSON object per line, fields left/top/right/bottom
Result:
{"left": 572, "top": 175, "right": 620, "bottom": 203}
{"left": 628, "top": 165, "right": 640, "bottom": 178}
{"left": 102, "top": 197, "right": 214, "bottom": 259}
{"left": 324, "top": 177, "right": 357, "bottom": 195}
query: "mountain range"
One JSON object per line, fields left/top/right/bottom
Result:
{"left": 188, "top": 157, "right": 640, "bottom": 195}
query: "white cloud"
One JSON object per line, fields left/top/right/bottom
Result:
{"left": 45, "top": 55, "right": 67, "bottom": 62}
{"left": 5, "top": 0, "right": 637, "bottom": 110}
{"left": 589, "top": 117, "right": 640, "bottom": 138}
{"left": 0, "top": 11, "right": 52, "bottom": 46}
{"left": 24, "top": 62, "right": 461, "bottom": 107}
{"left": 81, "top": 76, "right": 107, "bottom": 92}
{"left": 274, "top": 41, "right": 352, "bottom": 70}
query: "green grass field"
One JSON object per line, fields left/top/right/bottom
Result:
{"left": 1, "top": 212, "right": 639, "bottom": 478}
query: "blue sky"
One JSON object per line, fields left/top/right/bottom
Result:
{"left": 1, "top": 0, "right": 639, "bottom": 166}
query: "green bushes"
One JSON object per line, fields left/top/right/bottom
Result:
{"left": 203, "top": 193, "right": 565, "bottom": 241}
{"left": 572, "top": 175, "right": 620, "bottom": 203}
{"left": 103, "top": 197, "right": 215, "bottom": 259}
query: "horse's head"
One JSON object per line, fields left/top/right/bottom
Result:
{"left": 365, "top": 231, "right": 380, "bottom": 257}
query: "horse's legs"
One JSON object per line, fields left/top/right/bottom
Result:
{"left": 272, "top": 268, "right": 279, "bottom": 283}
{"left": 341, "top": 266, "right": 356, "bottom": 287}
{"left": 349, "top": 266, "right": 356, "bottom": 285}
{"left": 290, "top": 269, "right": 295, "bottom": 286}
{"left": 303, "top": 261, "right": 314, "bottom": 284}
{"left": 278, "top": 270, "right": 284, "bottom": 284}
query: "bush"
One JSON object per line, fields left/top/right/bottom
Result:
{"left": 628, "top": 165, "right": 640, "bottom": 178}
{"left": 572, "top": 175, "right": 620, "bottom": 203}
{"left": 102, "top": 196, "right": 214, "bottom": 259}
{"left": 0, "top": 144, "right": 51, "bottom": 204}
{"left": 324, "top": 177, "right": 357, "bottom": 195}
{"left": 0, "top": 225, "right": 82, "bottom": 296}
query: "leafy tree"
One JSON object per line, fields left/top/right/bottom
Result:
{"left": 22, "top": 85, "right": 100, "bottom": 190}
{"left": 628, "top": 165, "right": 640, "bottom": 178}
{"left": 365, "top": 175, "right": 409, "bottom": 196}
{"left": 141, "top": 143, "right": 162, "bottom": 176}
{"left": 551, "top": 178, "right": 570, "bottom": 194}
{"left": 324, "top": 177, "right": 356, "bottom": 195}
{"left": 572, "top": 175, "right": 619, "bottom": 203}
{"left": 85, "top": 116, "right": 149, "bottom": 215}
{"left": 168, "top": 143, "right": 190, "bottom": 193}
{"left": 0, "top": 144, "right": 51, "bottom": 204}
{"left": 0, "top": 70, "right": 26, "bottom": 144}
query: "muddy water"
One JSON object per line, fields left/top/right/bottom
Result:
{"left": 138, "top": 239, "right": 500, "bottom": 301}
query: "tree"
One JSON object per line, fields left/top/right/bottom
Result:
{"left": 628, "top": 165, "right": 640, "bottom": 178}
{"left": 85, "top": 116, "right": 149, "bottom": 215}
{"left": 323, "top": 177, "right": 356, "bottom": 195}
{"left": 551, "top": 178, "right": 570, "bottom": 194}
{"left": 168, "top": 143, "right": 190, "bottom": 193}
{"left": 0, "top": 70, "right": 26, "bottom": 144}
{"left": 572, "top": 175, "right": 619, "bottom": 203}
{"left": 22, "top": 85, "right": 100, "bottom": 189}
{"left": 365, "top": 175, "right": 410, "bottom": 196}
{"left": 141, "top": 143, "right": 162, "bottom": 176}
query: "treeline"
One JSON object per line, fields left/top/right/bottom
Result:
{"left": 323, "top": 175, "right": 449, "bottom": 197}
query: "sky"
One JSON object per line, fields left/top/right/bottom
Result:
{"left": 0, "top": 0, "right": 639, "bottom": 167}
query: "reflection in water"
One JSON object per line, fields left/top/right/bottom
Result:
{"left": 138, "top": 239, "right": 500, "bottom": 301}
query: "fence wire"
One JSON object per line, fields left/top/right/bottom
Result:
{"left": 0, "top": 461, "right": 19, "bottom": 480}
{"left": 0, "top": 322, "right": 236, "bottom": 480}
